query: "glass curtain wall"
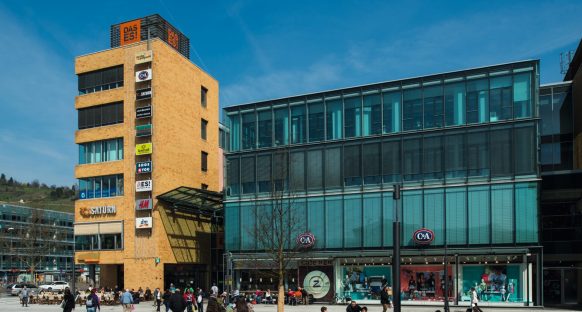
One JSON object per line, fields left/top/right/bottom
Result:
{"left": 308, "top": 100, "right": 325, "bottom": 142}
{"left": 363, "top": 92, "right": 382, "bottom": 136}
{"left": 291, "top": 103, "right": 306, "bottom": 144}
{"left": 383, "top": 90, "right": 401, "bottom": 133}
{"left": 344, "top": 94, "right": 362, "bottom": 138}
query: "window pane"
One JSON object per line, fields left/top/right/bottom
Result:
{"left": 308, "top": 101, "right": 324, "bottom": 142}
{"left": 490, "top": 128, "right": 512, "bottom": 177}
{"left": 242, "top": 112, "right": 256, "bottom": 150}
{"left": 445, "top": 132, "right": 465, "bottom": 179}
{"left": 513, "top": 73, "right": 531, "bottom": 118}
{"left": 423, "top": 135, "right": 443, "bottom": 180}
{"left": 257, "top": 110, "right": 272, "bottom": 148}
{"left": 241, "top": 157, "right": 256, "bottom": 194}
{"left": 289, "top": 151, "right": 305, "bottom": 191}
{"left": 201, "top": 119, "right": 208, "bottom": 140}
{"left": 363, "top": 143, "right": 381, "bottom": 185}
{"left": 94, "top": 176, "right": 102, "bottom": 198}
{"left": 326, "top": 98, "right": 343, "bottom": 140}
{"left": 514, "top": 126, "right": 535, "bottom": 175}
{"left": 515, "top": 182, "right": 538, "bottom": 243}
{"left": 229, "top": 114, "right": 241, "bottom": 151}
{"left": 227, "top": 158, "right": 240, "bottom": 196}
{"left": 363, "top": 94, "right": 381, "bottom": 136}
{"left": 402, "top": 137, "right": 421, "bottom": 181}
{"left": 444, "top": 82, "right": 465, "bottom": 126}
{"left": 257, "top": 155, "right": 271, "bottom": 193}
{"left": 491, "top": 184, "right": 513, "bottom": 244}
{"left": 466, "top": 79, "right": 489, "bottom": 124}
{"left": 468, "top": 185, "right": 490, "bottom": 244}
{"left": 108, "top": 139, "right": 118, "bottom": 161}
{"left": 424, "top": 189, "right": 444, "bottom": 245}
{"left": 325, "top": 147, "right": 342, "bottom": 189}
{"left": 383, "top": 91, "right": 401, "bottom": 133}
{"left": 363, "top": 193, "right": 382, "bottom": 247}
{"left": 382, "top": 193, "right": 395, "bottom": 247}
{"left": 382, "top": 140, "right": 401, "bottom": 183}
{"left": 101, "top": 175, "right": 110, "bottom": 197}
{"left": 307, "top": 198, "right": 325, "bottom": 248}
{"left": 274, "top": 107, "right": 289, "bottom": 146}
{"left": 402, "top": 190, "right": 422, "bottom": 246}
{"left": 344, "top": 195, "right": 362, "bottom": 248}
{"left": 344, "top": 145, "right": 361, "bottom": 186}
{"left": 446, "top": 187, "right": 467, "bottom": 245}
{"left": 344, "top": 95, "right": 361, "bottom": 138}
{"left": 467, "top": 130, "right": 489, "bottom": 177}
{"left": 423, "top": 85, "right": 443, "bottom": 128}
{"left": 291, "top": 104, "right": 306, "bottom": 144}
{"left": 403, "top": 88, "right": 422, "bottom": 131}
{"left": 272, "top": 152, "right": 288, "bottom": 191}
{"left": 490, "top": 76, "right": 512, "bottom": 121}
{"left": 306, "top": 150, "right": 323, "bottom": 190}
{"left": 79, "top": 144, "right": 86, "bottom": 164}
{"left": 325, "top": 196, "right": 343, "bottom": 248}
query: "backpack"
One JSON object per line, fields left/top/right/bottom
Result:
{"left": 86, "top": 295, "right": 95, "bottom": 307}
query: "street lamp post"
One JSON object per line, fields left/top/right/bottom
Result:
{"left": 392, "top": 184, "right": 401, "bottom": 312}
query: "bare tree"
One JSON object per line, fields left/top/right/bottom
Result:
{"left": 0, "top": 208, "right": 62, "bottom": 284}
{"left": 248, "top": 148, "right": 306, "bottom": 312}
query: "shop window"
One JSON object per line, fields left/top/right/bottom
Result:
{"left": 461, "top": 265, "right": 522, "bottom": 303}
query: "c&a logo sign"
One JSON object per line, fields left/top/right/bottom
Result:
{"left": 413, "top": 228, "right": 435, "bottom": 245}
{"left": 296, "top": 232, "right": 316, "bottom": 249}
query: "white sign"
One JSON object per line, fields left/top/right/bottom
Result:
{"left": 303, "top": 270, "right": 331, "bottom": 299}
{"left": 135, "top": 69, "right": 152, "bottom": 82}
{"left": 135, "top": 180, "right": 152, "bottom": 192}
{"left": 136, "top": 217, "right": 153, "bottom": 229}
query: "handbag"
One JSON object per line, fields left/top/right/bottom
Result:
{"left": 60, "top": 299, "right": 66, "bottom": 308}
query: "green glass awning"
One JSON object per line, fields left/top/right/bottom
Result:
{"left": 156, "top": 186, "right": 223, "bottom": 217}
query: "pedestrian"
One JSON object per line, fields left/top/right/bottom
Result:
{"left": 197, "top": 288, "right": 204, "bottom": 312}
{"left": 207, "top": 293, "right": 226, "bottom": 312}
{"left": 120, "top": 289, "right": 134, "bottom": 312}
{"left": 85, "top": 288, "right": 100, "bottom": 312}
{"left": 154, "top": 288, "right": 162, "bottom": 312}
{"left": 62, "top": 288, "right": 76, "bottom": 312}
{"left": 163, "top": 289, "right": 172, "bottom": 312}
{"left": 346, "top": 300, "right": 362, "bottom": 312}
{"left": 321, "top": 306, "right": 327, "bottom": 312}
{"left": 380, "top": 286, "right": 391, "bottom": 312}
{"left": 471, "top": 287, "right": 483, "bottom": 312}
{"left": 361, "top": 307, "right": 368, "bottom": 312}
{"left": 184, "top": 288, "right": 195, "bottom": 312}
{"left": 233, "top": 297, "right": 252, "bottom": 312}
{"left": 211, "top": 283, "right": 219, "bottom": 296}
{"left": 170, "top": 288, "right": 187, "bottom": 312}
{"left": 20, "top": 286, "right": 29, "bottom": 307}
{"left": 300, "top": 287, "right": 308, "bottom": 305}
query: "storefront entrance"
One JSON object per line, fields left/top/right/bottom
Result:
{"left": 543, "top": 267, "right": 580, "bottom": 305}
{"left": 164, "top": 264, "right": 209, "bottom": 290}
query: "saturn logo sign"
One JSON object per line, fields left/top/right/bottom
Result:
{"left": 296, "top": 232, "right": 316, "bottom": 249}
{"left": 413, "top": 228, "right": 435, "bottom": 244}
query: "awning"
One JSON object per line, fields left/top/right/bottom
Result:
{"left": 156, "top": 186, "right": 223, "bottom": 217}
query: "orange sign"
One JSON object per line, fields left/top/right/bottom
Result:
{"left": 120, "top": 19, "right": 141, "bottom": 46}
{"left": 168, "top": 28, "right": 179, "bottom": 49}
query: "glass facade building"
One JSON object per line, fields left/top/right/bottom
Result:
{"left": 223, "top": 61, "right": 541, "bottom": 306}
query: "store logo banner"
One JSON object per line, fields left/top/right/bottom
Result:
{"left": 296, "top": 232, "right": 316, "bottom": 249}
{"left": 80, "top": 205, "right": 116, "bottom": 217}
{"left": 135, "top": 179, "right": 152, "bottom": 192}
{"left": 413, "top": 228, "right": 435, "bottom": 244}
{"left": 135, "top": 143, "right": 152, "bottom": 155}
{"left": 136, "top": 106, "right": 152, "bottom": 119}
{"left": 136, "top": 87, "right": 152, "bottom": 100}
{"left": 120, "top": 19, "right": 141, "bottom": 46}
{"left": 135, "top": 50, "right": 152, "bottom": 64}
{"left": 136, "top": 161, "right": 152, "bottom": 173}
{"left": 135, "top": 69, "right": 152, "bottom": 82}
{"left": 136, "top": 217, "right": 153, "bottom": 229}
{"left": 167, "top": 28, "right": 179, "bottom": 49}
{"left": 135, "top": 198, "right": 153, "bottom": 210}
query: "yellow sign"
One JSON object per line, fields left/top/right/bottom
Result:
{"left": 135, "top": 143, "right": 153, "bottom": 155}
{"left": 135, "top": 50, "right": 153, "bottom": 64}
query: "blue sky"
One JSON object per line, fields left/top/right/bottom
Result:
{"left": 0, "top": 0, "right": 581, "bottom": 186}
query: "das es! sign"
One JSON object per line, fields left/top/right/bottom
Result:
{"left": 120, "top": 19, "right": 141, "bottom": 46}
{"left": 413, "top": 228, "right": 435, "bottom": 245}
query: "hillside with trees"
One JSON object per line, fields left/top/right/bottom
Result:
{"left": 0, "top": 173, "right": 75, "bottom": 213}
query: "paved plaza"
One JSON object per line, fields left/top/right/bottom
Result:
{"left": 0, "top": 295, "right": 576, "bottom": 312}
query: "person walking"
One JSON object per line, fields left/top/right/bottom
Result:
{"left": 169, "top": 288, "right": 187, "bottom": 312}
{"left": 197, "top": 289, "right": 204, "bottom": 312}
{"left": 346, "top": 300, "right": 362, "bottom": 312}
{"left": 120, "top": 289, "right": 134, "bottom": 312}
{"left": 162, "top": 289, "right": 172, "bottom": 312}
{"left": 184, "top": 288, "right": 194, "bottom": 312}
{"left": 20, "top": 286, "right": 29, "bottom": 307}
{"left": 85, "top": 288, "right": 100, "bottom": 312}
{"left": 153, "top": 288, "right": 162, "bottom": 312}
{"left": 63, "top": 288, "right": 76, "bottom": 312}
{"left": 471, "top": 287, "right": 483, "bottom": 312}
{"left": 380, "top": 286, "right": 391, "bottom": 312}
{"left": 207, "top": 293, "right": 226, "bottom": 312}
{"left": 233, "top": 297, "right": 252, "bottom": 312}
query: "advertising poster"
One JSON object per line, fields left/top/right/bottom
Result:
{"left": 135, "top": 143, "right": 152, "bottom": 155}
{"left": 135, "top": 179, "right": 152, "bottom": 192}
{"left": 136, "top": 161, "right": 152, "bottom": 173}
{"left": 136, "top": 217, "right": 153, "bottom": 229}
{"left": 135, "top": 69, "right": 152, "bottom": 82}
{"left": 120, "top": 19, "right": 141, "bottom": 46}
